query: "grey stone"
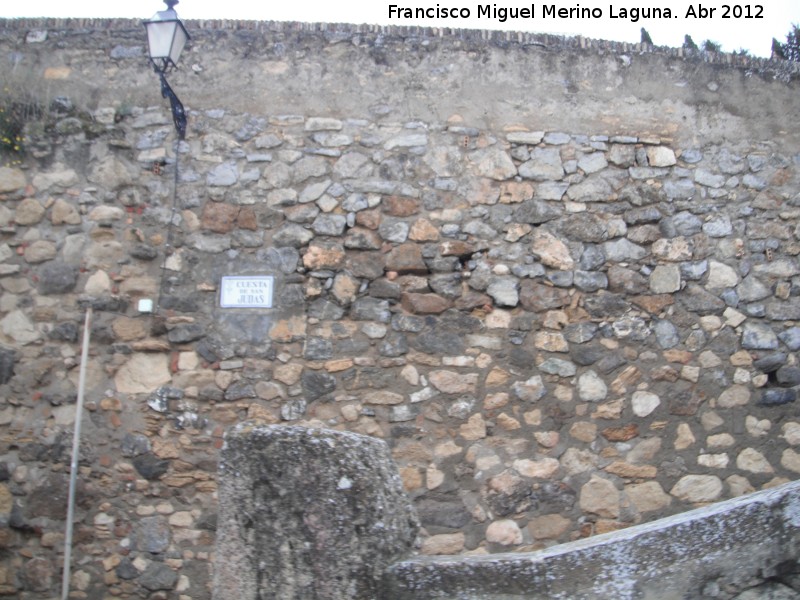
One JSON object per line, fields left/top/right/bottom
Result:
{"left": 603, "top": 239, "right": 648, "bottom": 262}
{"left": 580, "top": 245, "right": 606, "bottom": 271}
{"left": 514, "top": 200, "right": 561, "bottom": 225}
{"left": 654, "top": 320, "right": 680, "bottom": 349}
{"left": 572, "top": 271, "right": 607, "bottom": 292}
{"left": 487, "top": 277, "right": 519, "bottom": 307}
{"left": 133, "top": 516, "right": 171, "bottom": 553}
{"left": 273, "top": 224, "right": 314, "bottom": 247}
{"left": 778, "top": 327, "right": 800, "bottom": 351}
{"left": 663, "top": 178, "right": 696, "bottom": 200}
{"left": 695, "top": 169, "right": 726, "bottom": 188}
{"left": 703, "top": 216, "right": 733, "bottom": 237}
{"left": 539, "top": 358, "right": 577, "bottom": 377}
{"left": 742, "top": 323, "right": 779, "bottom": 350}
{"left": 737, "top": 275, "right": 771, "bottom": 302}
{"left": 518, "top": 148, "right": 564, "bottom": 181}
{"left": 662, "top": 211, "right": 703, "bottom": 238}
{"left": 214, "top": 425, "right": 419, "bottom": 600}
{"left": 207, "top": 162, "right": 239, "bottom": 186}
{"left": 681, "top": 261, "right": 708, "bottom": 281}
{"left": 348, "top": 298, "right": 389, "bottom": 323}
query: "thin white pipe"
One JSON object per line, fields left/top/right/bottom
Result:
{"left": 61, "top": 307, "right": 92, "bottom": 600}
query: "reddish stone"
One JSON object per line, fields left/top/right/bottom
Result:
{"left": 383, "top": 196, "right": 419, "bottom": 217}
{"left": 237, "top": 207, "right": 258, "bottom": 230}
{"left": 455, "top": 291, "right": 492, "bottom": 311}
{"left": 356, "top": 209, "right": 382, "bottom": 229}
{"left": 601, "top": 424, "right": 639, "bottom": 442}
{"left": 631, "top": 294, "right": 674, "bottom": 314}
{"left": 385, "top": 243, "right": 429, "bottom": 274}
{"left": 439, "top": 240, "right": 474, "bottom": 257}
{"left": 401, "top": 293, "right": 452, "bottom": 314}
{"left": 519, "top": 281, "right": 571, "bottom": 312}
{"left": 303, "top": 242, "right": 346, "bottom": 270}
{"left": 201, "top": 202, "right": 239, "bottom": 233}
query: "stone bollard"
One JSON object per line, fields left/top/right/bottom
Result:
{"left": 213, "top": 423, "right": 420, "bottom": 600}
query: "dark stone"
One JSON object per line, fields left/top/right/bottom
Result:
{"left": 341, "top": 367, "right": 393, "bottom": 391}
{"left": 37, "top": 262, "right": 78, "bottom": 294}
{"left": 559, "top": 213, "right": 608, "bottom": 243}
{"left": 301, "top": 371, "right": 337, "bottom": 400}
{"left": 531, "top": 482, "right": 576, "bottom": 513}
{"left": 121, "top": 433, "right": 150, "bottom": 457}
{"left": 519, "top": 281, "right": 570, "bottom": 311}
{"left": 514, "top": 200, "right": 561, "bottom": 225}
{"left": 597, "top": 353, "right": 627, "bottom": 374}
{"left": 160, "top": 295, "right": 200, "bottom": 312}
{"left": 775, "top": 367, "right": 800, "bottom": 387}
{"left": 304, "top": 337, "right": 334, "bottom": 361}
{"left": 678, "top": 284, "right": 726, "bottom": 315}
{"left": 132, "top": 454, "right": 169, "bottom": 480}
{"left": 214, "top": 425, "right": 419, "bottom": 600}
{"left": 509, "top": 347, "right": 535, "bottom": 368}
{"left": 308, "top": 299, "right": 346, "bottom": 321}
{"left": 571, "top": 344, "right": 604, "bottom": 366}
{"left": 380, "top": 333, "right": 408, "bottom": 357}
{"left": 669, "top": 388, "right": 707, "bottom": 416}
{"left": 0, "top": 346, "right": 14, "bottom": 384}
{"left": 759, "top": 389, "right": 797, "bottom": 406}
{"left": 140, "top": 562, "right": 178, "bottom": 591}
{"left": 115, "top": 557, "right": 140, "bottom": 580}
{"left": 48, "top": 322, "right": 79, "bottom": 342}
{"left": 224, "top": 381, "right": 257, "bottom": 402}
{"left": 487, "top": 482, "right": 534, "bottom": 517}
{"left": 753, "top": 353, "right": 788, "bottom": 374}
{"left": 0, "top": 462, "right": 9, "bottom": 481}
{"left": 167, "top": 323, "right": 206, "bottom": 343}
{"left": 413, "top": 329, "right": 465, "bottom": 355}
{"left": 130, "top": 244, "right": 159, "bottom": 260}
{"left": 369, "top": 279, "right": 402, "bottom": 299}
{"left": 584, "top": 292, "right": 629, "bottom": 318}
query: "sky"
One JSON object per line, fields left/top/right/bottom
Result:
{"left": 1, "top": 0, "right": 798, "bottom": 58}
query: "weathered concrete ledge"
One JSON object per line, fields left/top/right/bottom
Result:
{"left": 384, "top": 480, "right": 800, "bottom": 599}
{"left": 213, "top": 423, "right": 419, "bottom": 600}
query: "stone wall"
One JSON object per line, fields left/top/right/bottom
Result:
{"left": 0, "top": 18, "right": 799, "bottom": 599}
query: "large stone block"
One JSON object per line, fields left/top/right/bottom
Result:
{"left": 214, "top": 424, "right": 419, "bottom": 600}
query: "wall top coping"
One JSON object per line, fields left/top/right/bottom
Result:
{"left": 1, "top": 17, "right": 799, "bottom": 79}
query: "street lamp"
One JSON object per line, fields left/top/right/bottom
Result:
{"left": 143, "top": 0, "right": 189, "bottom": 139}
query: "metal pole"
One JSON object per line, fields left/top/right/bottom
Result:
{"left": 61, "top": 307, "right": 92, "bottom": 600}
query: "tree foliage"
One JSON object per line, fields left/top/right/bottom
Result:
{"left": 773, "top": 24, "right": 799, "bottom": 61}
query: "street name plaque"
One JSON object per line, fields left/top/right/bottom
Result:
{"left": 220, "top": 276, "right": 274, "bottom": 308}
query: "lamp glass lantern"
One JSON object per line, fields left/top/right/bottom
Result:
{"left": 144, "top": 0, "right": 190, "bottom": 74}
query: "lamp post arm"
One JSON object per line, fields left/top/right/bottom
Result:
{"left": 159, "top": 72, "right": 187, "bottom": 140}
